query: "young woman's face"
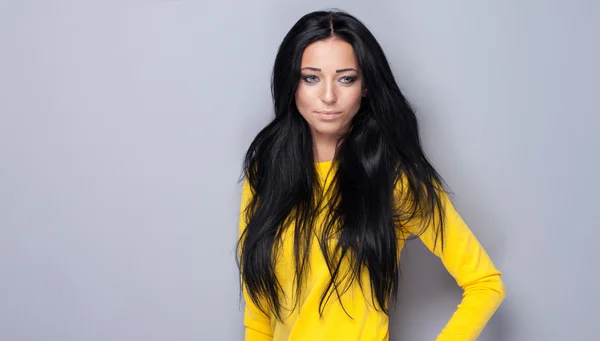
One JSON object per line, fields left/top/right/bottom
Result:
{"left": 295, "top": 38, "right": 365, "bottom": 139}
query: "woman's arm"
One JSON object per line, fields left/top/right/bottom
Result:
{"left": 405, "top": 189, "right": 506, "bottom": 341}
{"left": 239, "top": 179, "right": 274, "bottom": 341}
{"left": 243, "top": 290, "right": 274, "bottom": 341}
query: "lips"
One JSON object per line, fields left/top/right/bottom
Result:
{"left": 316, "top": 111, "right": 341, "bottom": 117}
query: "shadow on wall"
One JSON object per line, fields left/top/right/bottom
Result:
{"left": 389, "top": 240, "right": 509, "bottom": 341}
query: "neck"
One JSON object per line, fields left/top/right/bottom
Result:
{"left": 312, "top": 133, "right": 342, "bottom": 163}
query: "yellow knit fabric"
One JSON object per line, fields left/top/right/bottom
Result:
{"left": 239, "top": 161, "right": 505, "bottom": 341}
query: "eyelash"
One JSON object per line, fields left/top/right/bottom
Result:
{"left": 301, "top": 75, "right": 357, "bottom": 85}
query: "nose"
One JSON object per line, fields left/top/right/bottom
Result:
{"left": 320, "top": 82, "right": 337, "bottom": 104}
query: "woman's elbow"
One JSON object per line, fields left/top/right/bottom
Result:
{"left": 463, "top": 273, "right": 506, "bottom": 304}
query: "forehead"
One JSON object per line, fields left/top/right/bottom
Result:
{"left": 300, "top": 38, "right": 359, "bottom": 70}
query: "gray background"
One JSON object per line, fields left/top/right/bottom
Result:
{"left": 1, "top": 1, "right": 598, "bottom": 340}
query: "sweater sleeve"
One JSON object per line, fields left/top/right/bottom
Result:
{"left": 404, "top": 189, "right": 506, "bottom": 341}
{"left": 239, "top": 178, "right": 274, "bottom": 341}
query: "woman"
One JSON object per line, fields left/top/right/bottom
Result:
{"left": 236, "top": 9, "right": 505, "bottom": 341}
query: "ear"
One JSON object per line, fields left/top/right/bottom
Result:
{"left": 362, "top": 88, "right": 368, "bottom": 97}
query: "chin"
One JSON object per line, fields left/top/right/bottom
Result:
{"left": 312, "top": 125, "right": 345, "bottom": 137}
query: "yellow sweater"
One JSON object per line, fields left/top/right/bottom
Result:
{"left": 238, "top": 161, "right": 505, "bottom": 341}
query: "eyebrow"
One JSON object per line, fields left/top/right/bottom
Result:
{"left": 301, "top": 67, "right": 358, "bottom": 73}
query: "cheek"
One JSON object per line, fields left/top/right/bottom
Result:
{"left": 294, "top": 87, "right": 309, "bottom": 112}
{"left": 295, "top": 86, "right": 319, "bottom": 120}
{"left": 342, "top": 88, "right": 364, "bottom": 112}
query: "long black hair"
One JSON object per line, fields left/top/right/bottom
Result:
{"left": 237, "top": 9, "right": 448, "bottom": 320}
